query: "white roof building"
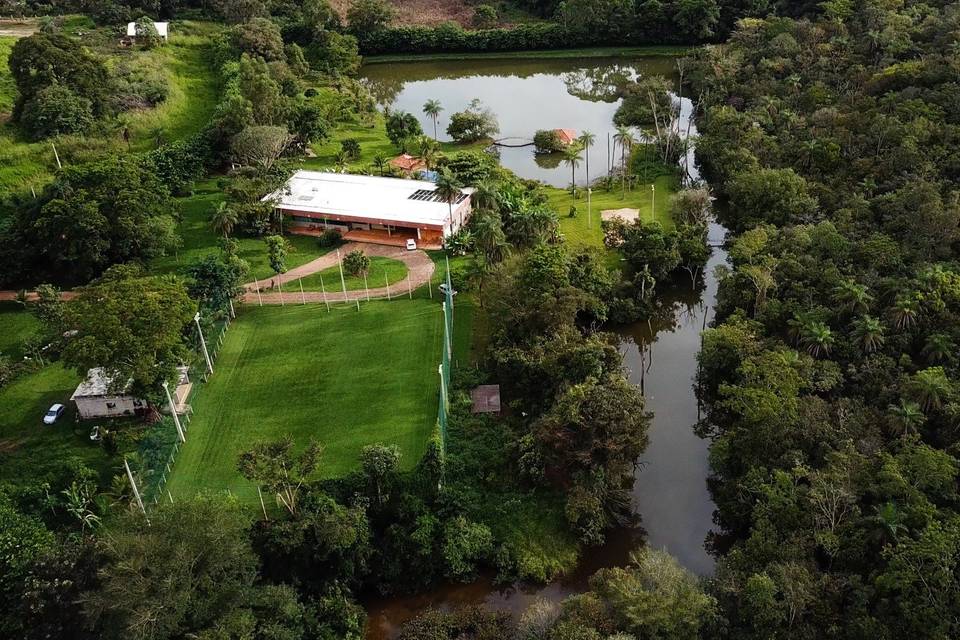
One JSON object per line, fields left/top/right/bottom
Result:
{"left": 127, "top": 20, "right": 169, "bottom": 40}
{"left": 269, "top": 171, "right": 473, "bottom": 247}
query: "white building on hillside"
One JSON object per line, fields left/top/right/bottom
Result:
{"left": 126, "top": 20, "right": 169, "bottom": 41}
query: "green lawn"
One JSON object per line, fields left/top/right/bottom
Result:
{"left": 166, "top": 300, "right": 446, "bottom": 501}
{"left": 302, "top": 112, "right": 488, "bottom": 175}
{"left": 0, "top": 363, "right": 115, "bottom": 486}
{"left": 150, "top": 180, "right": 332, "bottom": 280}
{"left": 549, "top": 173, "right": 677, "bottom": 251}
{"left": 297, "top": 256, "right": 407, "bottom": 292}
{"left": 0, "top": 302, "right": 38, "bottom": 357}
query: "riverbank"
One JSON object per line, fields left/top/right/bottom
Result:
{"left": 363, "top": 45, "right": 691, "bottom": 64}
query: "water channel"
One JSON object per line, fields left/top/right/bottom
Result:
{"left": 360, "top": 55, "right": 727, "bottom": 639}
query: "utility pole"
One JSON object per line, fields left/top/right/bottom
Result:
{"left": 651, "top": 184, "right": 656, "bottom": 223}
{"left": 162, "top": 381, "right": 186, "bottom": 443}
{"left": 124, "top": 458, "right": 147, "bottom": 518}
{"left": 194, "top": 312, "right": 213, "bottom": 374}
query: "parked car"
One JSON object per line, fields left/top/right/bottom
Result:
{"left": 89, "top": 426, "right": 102, "bottom": 442}
{"left": 43, "top": 404, "right": 65, "bottom": 425}
{"left": 405, "top": 238, "right": 417, "bottom": 251}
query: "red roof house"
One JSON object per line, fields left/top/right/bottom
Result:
{"left": 389, "top": 154, "right": 427, "bottom": 174}
{"left": 554, "top": 129, "right": 578, "bottom": 145}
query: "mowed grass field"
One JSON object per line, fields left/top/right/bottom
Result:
{"left": 166, "top": 299, "right": 446, "bottom": 501}
{"left": 298, "top": 256, "right": 408, "bottom": 292}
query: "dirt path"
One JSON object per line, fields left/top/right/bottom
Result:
{"left": 241, "top": 242, "right": 436, "bottom": 305}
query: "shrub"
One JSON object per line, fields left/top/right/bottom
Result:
{"left": 20, "top": 83, "right": 94, "bottom": 140}
{"left": 226, "top": 17, "right": 285, "bottom": 61}
{"left": 472, "top": 4, "right": 498, "bottom": 29}
{"left": 343, "top": 249, "right": 370, "bottom": 276}
{"left": 533, "top": 129, "right": 564, "bottom": 153}
{"left": 341, "top": 138, "right": 361, "bottom": 159}
{"left": 133, "top": 16, "right": 162, "bottom": 49}
{"left": 110, "top": 58, "right": 169, "bottom": 111}
{"left": 317, "top": 228, "right": 343, "bottom": 248}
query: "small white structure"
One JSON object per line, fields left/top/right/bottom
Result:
{"left": 268, "top": 171, "right": 474, "bottom": 248}
{"left": 126, "top": 20, "right": 169, "bottom": 41}
{"left": 70, "top": 368, "right": 145, "bottom": 420}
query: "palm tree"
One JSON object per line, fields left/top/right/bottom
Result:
{"left": 210, "top": 202, "right": 239, "bottom": 238}
{"left": 435, "top": 168, "right": 464, "bottom": 228}
{"left": 922, "top": 333, "right": 953, "bottom": 364}
{"left": 833, "top": 280, "right": 873, "bottom": 315}
{"left": 333, "top": 149, "right": 347, "bottom": 172}
{"left": 579, "top": 130, "right": 596, "bottom": 227}
{"left": 907, "top": 366, "right": 953, "bottom": 412}
{"left": 852, "top": 315, "right": 885, "bottom": 353}
{"left": 562, "top": 144, "right": 583, "bottom": 197}
{"left": 418, "top": 137, "right": 438, "bottom": 168}
{"left": 886, "top": 400, "right": 926, "bottom": 436}
{"left": 466, "top": 255, "right": 492, "bottom": 307}
{"left": 613, "top": 126, "right": 635, "bottom": 200}
{"left": 800, "top": 320, "right": 834, "bottom": 358}
{"left": 472, "top": 211, "right": 509, "bottom": 263}
{"left": 372, "top": 152, "right": 388, "bottom": 176}
{"left": 889, "top": 295, "right": 919, "bottom": 330}
{"left": 471, "top": 178, "right": 500, "bottom": 213}
{"left": 423, "top": 99, "right": 443, "bottom": 140}
{"left": 864, "top": 502, "right": 908, "bottom": 547}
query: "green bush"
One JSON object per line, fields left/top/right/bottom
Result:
{"left": 534, "top": 129, "right": 564, "bottom": 153}
{"left": 317, "top": 228, "right": 343, "bottom": 248}
{"left": 343, "top": 249, "right": 370, "bottom": 276}
{"left": 472, "top": 4, "right": 498, "bottom": 29}
{"left": 20, "top": 83, "right": 94, "bottom": 140}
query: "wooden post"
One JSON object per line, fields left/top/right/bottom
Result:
{"left": 407, "top": 275, "right": 412, "bottom": 299}
{"left": 299, "top": 278, "right": 306, "bottom": 305}
{"left": 363, "top": 272, "right": 370, "bottom": 301}
{"left": 385, "top": 272, "right": 391, "bottom": 300}
{"left": 254, "top": 278, "right": 263, "bottom": 307}
{"left": 51, "top": 143, "right": 62, "bottom": 169}
{"left": 319, "top": 272, "right": 330, "bottom": 312}
{"left": 257, "top": 486, "right": 269, "bottom": 520}
{"left": 277, "top": 275, "right": 285, "bottom": 306}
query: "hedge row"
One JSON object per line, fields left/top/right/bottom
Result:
{"left": 358, "top": 23, "right": 687, "bottom": 55}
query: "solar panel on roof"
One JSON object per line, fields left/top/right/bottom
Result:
{"left": 408, "top": 189, "right": 469, "bottom": 204}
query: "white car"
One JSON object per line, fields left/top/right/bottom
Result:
{"left": 89, "top": 426, "right": 102, "bottom": 442}
{"left": 405, "top": 238, "right": 417, "bottom": 251}
{"left": 43, "top": 404, "right": 65, "bottom": 425}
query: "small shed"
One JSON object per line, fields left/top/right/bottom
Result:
{"left": 389, "top": 153, "right": 427, "bottom": 175}
{"left": 70, "top": 368, "right": 146, "bottom": 420}
{"left": 470, "top": 385, "right": 501, "bottom": 414}
{"left": 126, "top": 20, "right": 169, "bottom": 41}
{"left": 554, "top": 128, "right": 578, "bottom": 146}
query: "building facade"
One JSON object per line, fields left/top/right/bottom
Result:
{"left": 269, "top": 171, "right": 473, "bottom": 249}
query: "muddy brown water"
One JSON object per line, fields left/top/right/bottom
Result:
{"left": 360, "top": 56, "right": 725, "bottom": 639}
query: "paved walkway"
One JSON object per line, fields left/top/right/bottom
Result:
{"left": 241, "top": 242, "right": 436, "bottom": 305}
{"left": 0, "top": 244, "right": 435, "bottom": 306}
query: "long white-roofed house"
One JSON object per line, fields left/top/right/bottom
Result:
{"left": 266, "top": 171, "right": 474, "bottom": 249}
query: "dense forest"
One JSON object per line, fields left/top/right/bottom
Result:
{"left": 1, "top": 0, "right": 959, "bottom": 639}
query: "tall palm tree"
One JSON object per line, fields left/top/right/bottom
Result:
{"left": 372, "top": 152, "right": 388, "bottom": 176}
{"left": 886, "top": 400, "right": 926, "bottom": 436}
{"left": 423, "top": 99, "right": 443, "bottom": 140}
{"left": 472, "top": 211, "right": 508, "bottom": 263}
{"left": 833, "top": 279, "right": 873, "bottom": 315}
{"left": 613, "top": 126, "right": 634, "bottom": 199}
{"left": 800, "top": 320, "right": 834, "bottom": 358}
{"left": 471, "top": 178, "right": 500, "bottom": 213}
{"left": 907, "top": 367, "right": 953, "bottom": 412}
{"left": 435, "top": 168, "right": 464, "bottom": 228}
{"left": 852, "top": 315, "right": 885, "bottom": 353}
{"left": 210, "top": 202, "right": 239, "bottom": 238}
{"left": 467, "top": 255, "right": 492, "bottom": 307}
{"left": 864, "top": 502, "right": 908, "bottom": 547}
{"left": 578, "top": 130, "right": 596, "bottom": 187}
{"left": 889, "top": 295, "right": 919, "bottom": 330}
{"left": 562, "top": 144, "right": 583, "bottom": 197}
{"left": 922, "top": 333, "right": 953, "bottom": 364}
{"left": 418, "top": 137, "right": 438, "bottom": 168}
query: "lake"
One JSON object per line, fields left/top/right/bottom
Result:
{"left": 360, "top": 54, "right": 723, "bottom": 638}
{"left": 361, "top": 56, "right": 679, "bottom": 187}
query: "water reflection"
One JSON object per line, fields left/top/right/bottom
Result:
{"left": 360, "top": 57, "right": 677, "bottom": 187}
